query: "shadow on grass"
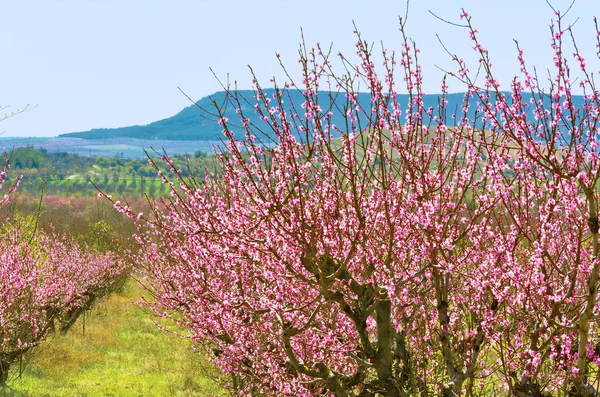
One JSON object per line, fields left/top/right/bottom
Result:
{"left": 1, "top": 386, "right": 32, "bottom": 397}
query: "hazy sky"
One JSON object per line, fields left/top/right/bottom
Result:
{"left": 0, "top": 0, "right": 598, "bottom": 137}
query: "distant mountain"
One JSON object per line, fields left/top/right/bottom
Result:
{"left": 59, "top": 90, "right": 586, "bottom": 141}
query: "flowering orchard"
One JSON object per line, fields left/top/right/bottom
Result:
{"left": 128, "top": 9, "right": 600, "bottom": 397}
{"left": 0, "top": 160, "right": 126, "bottom": 384}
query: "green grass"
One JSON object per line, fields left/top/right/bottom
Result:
{"left": 2, "top": 282, "right": 225, "bottom": 397}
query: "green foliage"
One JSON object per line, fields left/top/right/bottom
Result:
{"left": 0, "top": 211, "right": 38, "bottom": 235}
{"left": 78, "top": 220, "right": 118, "bottom": 253}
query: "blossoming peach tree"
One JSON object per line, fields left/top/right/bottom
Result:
{"left": 126, "top": 8, "right": 600, "bottom": 397}
{"left": 0, "top": 227, "right": 125, "bottom": 384}
{"left": 0, "top": 161, "right": 126, "bottom": 384}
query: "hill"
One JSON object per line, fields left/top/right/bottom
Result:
{"left": 58, "top": 90, "right": 585, "bottom": 141}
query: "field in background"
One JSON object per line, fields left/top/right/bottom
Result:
{"left": 0, "top": 137, "right": 220, "bottom": 159}
{"left": 1, "top": 146, "right": 220, "bottom": 198}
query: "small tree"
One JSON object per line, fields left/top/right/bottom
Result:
{"left": 0, "top": 225, "right": 125, "bottom": 384}
{"left": 126, "top": 7, "right": 600, "bottom": 396}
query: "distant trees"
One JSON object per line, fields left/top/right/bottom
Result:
{"left": 0, "top": 147, "right": 207, "bottom": 198}
{"left": 9, "top": 147, "right": 47, "bottom": 169}
{"left": 129, "top": 178, "right": 137, "bottom": 192}
{"left": 147, "top": 182, "right": 155, "bottom": 197}
{"left": 116, "top": 180, "right": 127, "bottom": 195}
{"left": 127, "top": 7, "right": 600, "bottom": 397}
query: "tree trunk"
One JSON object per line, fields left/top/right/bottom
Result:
{"left": 0, "top": 359, "right": 10, "bottom": 385}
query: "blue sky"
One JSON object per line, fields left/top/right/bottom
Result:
{"left": 0, "top": 0, "right": 598, "bottom": 137}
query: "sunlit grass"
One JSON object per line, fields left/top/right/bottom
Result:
{"left": 2, "top": 281, "right": 225, "bottom": 397}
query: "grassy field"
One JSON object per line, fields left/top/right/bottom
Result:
{"left": 2, "top": 282, "right": 225, "bottom": 397}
